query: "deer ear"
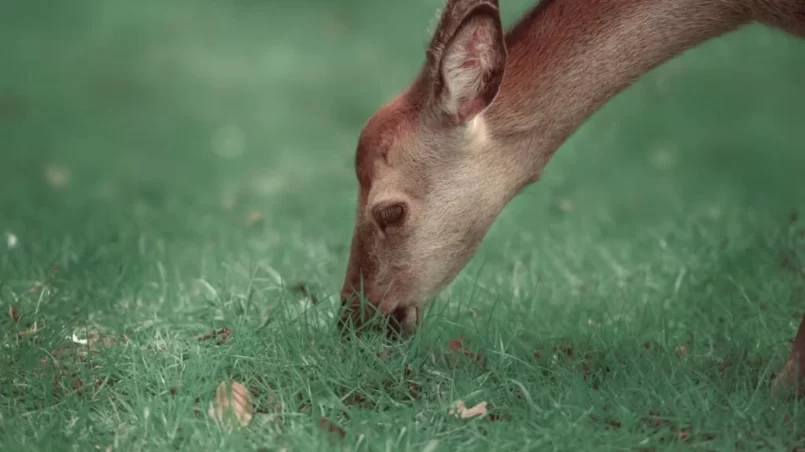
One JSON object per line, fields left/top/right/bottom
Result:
{"left": 427, "top": 1, "right": 506, "bottom": 126}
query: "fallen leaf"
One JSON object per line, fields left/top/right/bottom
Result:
{"left": 70, "top": 333, "right": 89, "bottom": 345}
{"left": 488, "top": 412, "right": 512, "bottom": 422}
{"left": 421, "top": 440, "right": 441, "bottom": 452}
{"left": 44, "top": 165, "right": 70, "bottom": 189}
{"left": 640, "top": 411, "right": 673, "bottom": 428}
{"left": 557, "top": 198, "right": 574, "bottom": 213}
{"left": 8, "top": 305, "right": 19, "bottom": 322}
{"left": 90, "top": 330, "right": 127, "bottom": 350}
{"left": 449, "top": 400, "right": 488, "bottom": 419}
{"left": 319, "top": 417, "right": 346, "bottom": 441}
{"left": 447, "top": 337, "right": 486, "bottom": 366}
{"left": 18, "top": 323, "right": 39, "bottom": 336}
{"left": 553, "top": 344, "right": 574, "bottom": 357}
{"left": 69, "top": 329, "right": 128, "bottom": 352}
{"left": 408, "top": 383, "right": 420, "bottom": 399}
{"left": 486, "top": 402, "right": 512, "bottom": 422}
{"left": 209, "top": 381, "right": 253, "bottom": 429}
{"left": 589, "top": 413, "right": 622, "bottom": 429}
{"left": 197, "top": 327, "right": 231, "bottom": 344}
{"left": 376, "top": 345, "right": 390, "bottom": 361}
{"left": 6, "top": 232, "right": 17, "bottom": 249}
{"left": 245, "top": 210, "right": 263, "bottom": 228}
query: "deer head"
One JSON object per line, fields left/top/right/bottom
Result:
{"left": 338, "top": 0, "right": 533, "bottom": 333}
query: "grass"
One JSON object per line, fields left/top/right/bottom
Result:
{"left": 1, "top": 0, "right": 805, "bottom": 450}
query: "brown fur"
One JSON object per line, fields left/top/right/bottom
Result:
{"left": 340, "top": 0, "right": 805, "bottom": 333}
{"left": 355, "top": 93, "right": 420, "bottom": 191}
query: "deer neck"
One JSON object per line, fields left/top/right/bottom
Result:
{"left": 484, "top": 0, "right": 750, "bottom": 183}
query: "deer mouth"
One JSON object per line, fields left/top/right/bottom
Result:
{"left": 337, "top": 291, "right": 417, "bottom": 338}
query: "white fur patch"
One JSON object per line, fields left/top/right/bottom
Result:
{"left": 468, "top": 115, "right": 490, "bottom": 146}
{"left": 442, "top": 20, "right": 496, "bottom": 117}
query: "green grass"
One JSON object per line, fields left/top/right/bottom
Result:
{"left": 2, "top": 0, "right": 805, "bottom": 450}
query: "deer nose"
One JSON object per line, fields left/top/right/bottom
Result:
{"left": 337, "top": 288, "right": 387, "bottom": 333}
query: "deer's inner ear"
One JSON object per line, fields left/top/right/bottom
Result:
{"left": 429, "top": 3, "right": 507, "bottom": 126}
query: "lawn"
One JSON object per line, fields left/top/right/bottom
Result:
{"left": 2, "top": 0, "right": 805, "bottom": 450}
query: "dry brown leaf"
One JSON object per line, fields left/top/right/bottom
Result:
{"left": 447, "top": 336, "right": 486, "bottom": 366}
{"left": 319, "top": 417, "right": 346, "bottom": 440}
{"left": 88, "top": 329, "right": 125, "bottom": 351}
{"left": 196, "top": 328, "right": 231, "bottom": 344}
{"left": 245, "top": 210, "right": 263, "bottom": 228}
{"left": 557, "top": 198, "right": 574, "bottom": 213}
{"left": 209, "top": 380, "right": 253, "bottom": 429}
{"left": 70, "top": 329, "right": 128, "bottom": 352}
{"left": 449, "top": 400, "right": 488, "bottom": 419}
{"left": 8, "top": 305, "right": 19, "bottom": 322}
{"left": 18, "top": 323, "right": 39, "bottom": 336}
{"left": 44, "top": 164, "right": 71, "bottom": 189}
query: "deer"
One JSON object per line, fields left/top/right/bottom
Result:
{"left": 338, "top": 0, "right": 805, "bottom": 394}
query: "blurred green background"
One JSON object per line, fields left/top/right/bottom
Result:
{"left": 1, "top": 0, "right": 805, "bottom": 450}
{"left": 2, "top": 0, "right": 803, "bottom": 304}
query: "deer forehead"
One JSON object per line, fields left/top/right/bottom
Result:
{"left": 355, "top": 95, "right": 422, "bottom": 187}
{"left": 354, "top": 91, "right": 493, "bottom": 210}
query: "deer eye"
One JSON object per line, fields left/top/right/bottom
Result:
{"left": 375, "top": 203, "right": 407, "bottom": 229}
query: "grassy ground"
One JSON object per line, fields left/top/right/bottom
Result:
{"left": 2, "top": 0, "right": 805, "bottom": 450}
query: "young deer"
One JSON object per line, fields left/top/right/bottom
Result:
{"left": 339, "top": 0, "right": 805, "bottom": 388}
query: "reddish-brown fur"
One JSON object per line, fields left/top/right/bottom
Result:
{"left": 355, "top": 93, "right": 421, "bottom": 191}
{"left": 340, "top": 0, "right": 805, "bottom": 349}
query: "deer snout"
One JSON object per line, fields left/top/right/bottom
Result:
{"left": 337, "top": 286, "right": 417, "bottom": 336}
{"left": 338, "top": 285, "right": 382, "bottom": 326}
